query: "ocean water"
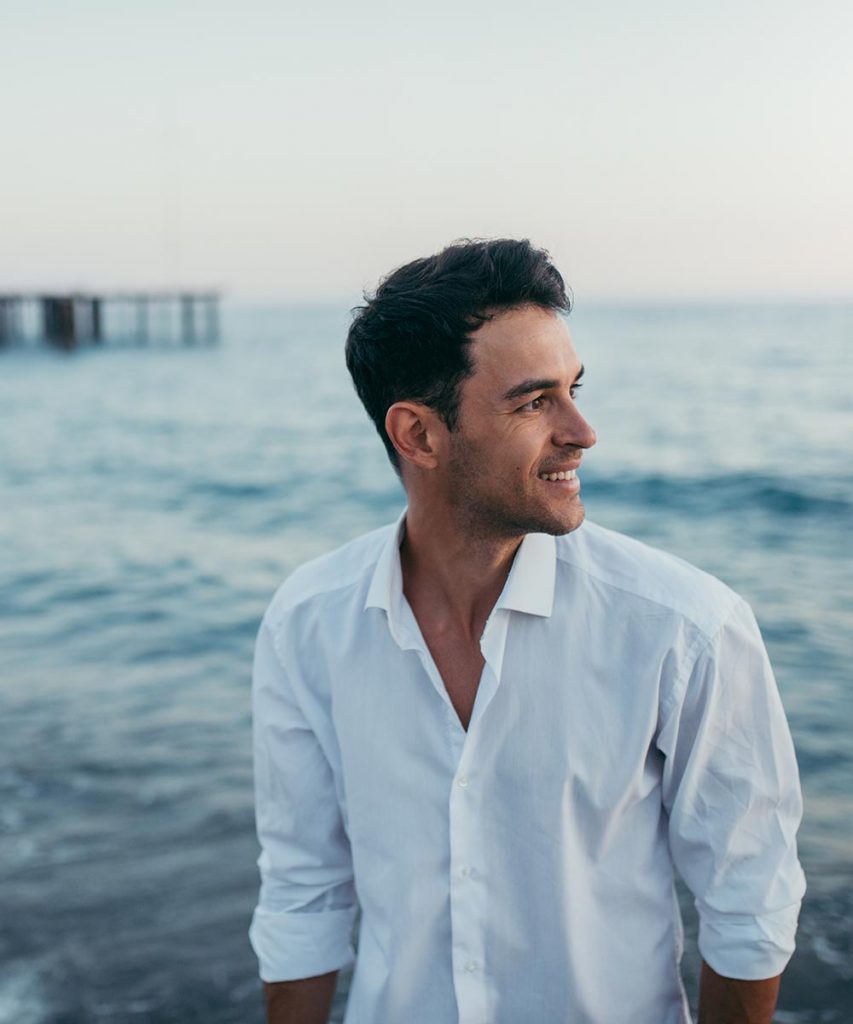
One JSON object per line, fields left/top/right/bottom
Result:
{"left": 1, "top": 302, "right": 851, "bottom": 1023}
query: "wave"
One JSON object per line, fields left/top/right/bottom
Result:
{"left": 185, "top": 479, "right": 275, "bottom": 500}
{"left": 584, "top": 471, "right": 852, "bottom": 519}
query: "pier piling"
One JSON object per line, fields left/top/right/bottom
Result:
{"left": 135, "top": 297, "right": 150, "bottom": 344}
{"left": 181, "top": 295, "right": 196, "bottom": 345}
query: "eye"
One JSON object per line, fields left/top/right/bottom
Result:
{"left": 570, "top": 382, "right": 583, "bottom": 399}
{"left": 518, "top": 395, "right": 546, "bottom": 412}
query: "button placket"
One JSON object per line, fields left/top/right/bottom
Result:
{"left": 448, "top": 734, "right": 489, "bottom": 1024}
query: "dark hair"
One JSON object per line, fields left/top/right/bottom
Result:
{"left": 345, "top": 237, "right": 571, "bottom": 470}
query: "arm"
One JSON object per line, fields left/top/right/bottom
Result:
{"left": 263, "top": 972, "right": 338, "bottom": 1024}
{"left": 658, "top": 598, "right": 805, "bottom": 995}
{"left": 249, "top": 617, "right": 357, "bottom": 1007}
{"left": 698, "top": 960, "right": 780, "bottom": 1024}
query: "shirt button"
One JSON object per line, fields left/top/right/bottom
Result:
{"left": 458, "top": 775, "right": 469, "bottom": 788}
{"left": 465, "top": 960, "right": 478, "bottom": 973}
{"left": 461, "top": 865, "right": 472, "bottom": 877}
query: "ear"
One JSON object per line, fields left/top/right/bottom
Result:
{"left": 385, "top": 401, "right": 443, "bottom": 470}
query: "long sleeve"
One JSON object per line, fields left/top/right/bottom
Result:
{"left": 658, "top": 597, "right": 806, "bottom": 980}
{"left": 249, "top": 617, "right": 357, "bottom": 982}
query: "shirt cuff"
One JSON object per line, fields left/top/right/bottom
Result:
{"left": 249, "top": 904, "right": 357, "bottom": 982}
{"left": 698, "top": 900, "right": 803, "bottom": 980}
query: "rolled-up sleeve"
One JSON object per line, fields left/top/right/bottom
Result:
{"left": 659, "top": 597, "right": 806, "bottom": 980}
{"left": 249, "top": 616, "right": 357, "bottom": 982}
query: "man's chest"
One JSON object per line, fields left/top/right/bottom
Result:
{"left": 419, "top": 628, "right": 485, "bottom": 732}
{"left": 321, "top": 615, "right": 669, "bottom": 848}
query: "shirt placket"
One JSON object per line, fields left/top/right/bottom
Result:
{"left": 446, "top": 611, "right": 508, "bottom": 1024}
{"left": 446, "top": 675, "right": 492, "bottom": 1024}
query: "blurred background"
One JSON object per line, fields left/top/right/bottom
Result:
{"left": 1, "top": 2, "right": 851, "bottom": 1022}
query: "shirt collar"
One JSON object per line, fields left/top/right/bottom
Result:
{"left": 364, "top": 509, "right": 556, "bottom": 620}
{"left": 364, "top": 508, "right": 408, "bottom": 616}
{"left": 494, "top": 530, "right": 556, "bottom": 618}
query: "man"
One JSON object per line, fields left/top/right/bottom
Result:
{"left": 250, "top": 239, "right": 805, "bottom": 1024}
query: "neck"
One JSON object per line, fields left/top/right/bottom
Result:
{"left": 400, "top": 500, "right": 523, "bottom": 640}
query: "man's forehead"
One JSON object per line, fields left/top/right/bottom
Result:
{"left": 467, "top": 308, "right": 579, "bottom": 389}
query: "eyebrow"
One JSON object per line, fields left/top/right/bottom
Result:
{"left": 501, "top": 364, "right": 585, "bottom": 403}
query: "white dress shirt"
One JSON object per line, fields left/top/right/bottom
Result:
{"left": 250, "top": 512, "right": 805, "bottom": 1024}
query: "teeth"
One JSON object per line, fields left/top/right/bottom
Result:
{"left": 540, "top": 469, "right": 577, "bottom": 481}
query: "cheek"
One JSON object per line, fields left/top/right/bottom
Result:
{"left": 457, "top": 421, "right": 540, "bottom": 478}
{"left": 503, "top": 418, "right": 548, "bottom": 457}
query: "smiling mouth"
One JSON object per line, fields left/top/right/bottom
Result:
{"left": 538, "top": 469, "right": 577, "bottom": 482}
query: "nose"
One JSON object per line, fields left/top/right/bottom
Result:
{"left": 553, "top": 400, "right": 597, "bottom": 451}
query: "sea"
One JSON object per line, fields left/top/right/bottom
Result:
{"left": 1, "top": 302, "right": 851, "bottom": 1023}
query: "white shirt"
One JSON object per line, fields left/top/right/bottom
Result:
{"left": 250, "top": 512, "right": 805, "bottom": 1024}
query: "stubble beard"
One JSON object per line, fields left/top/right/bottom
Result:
{"left": 446, "top": 435, "right": 586, "bottom": 542}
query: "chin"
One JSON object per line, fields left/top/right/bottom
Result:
{"left": 499, "top": 498, "right": 586, "bottom": 538}
{"left": 541, "top": 503, "right": 586, "bottom": 536}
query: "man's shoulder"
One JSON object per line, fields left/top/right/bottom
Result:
{"left": 556, "top": 519, "right": 741, "bottom": 637}
{"left": 263, "top": 519, "right": 396, "bottom": 630}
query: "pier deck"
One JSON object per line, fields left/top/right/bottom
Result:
{"left": 0, "top": 291, "right": 220, "bottom": 350}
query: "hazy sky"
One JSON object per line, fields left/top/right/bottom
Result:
{"left": 2, "top": 0, "right": 851, "bottom": 300}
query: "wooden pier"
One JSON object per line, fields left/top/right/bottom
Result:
{"left": 0, "top": 291, "right": 220, "bottom": 351}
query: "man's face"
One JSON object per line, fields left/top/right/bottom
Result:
{"left": 442, "top": 304, "right": 596, "bottom": 539}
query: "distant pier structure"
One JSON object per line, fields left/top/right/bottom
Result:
{"left": 0, "top": 291, "right": 220, "bottom": 351}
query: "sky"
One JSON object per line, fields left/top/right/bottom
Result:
{"left": 2, "top": 0, "right": 852, "bottom": 301}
